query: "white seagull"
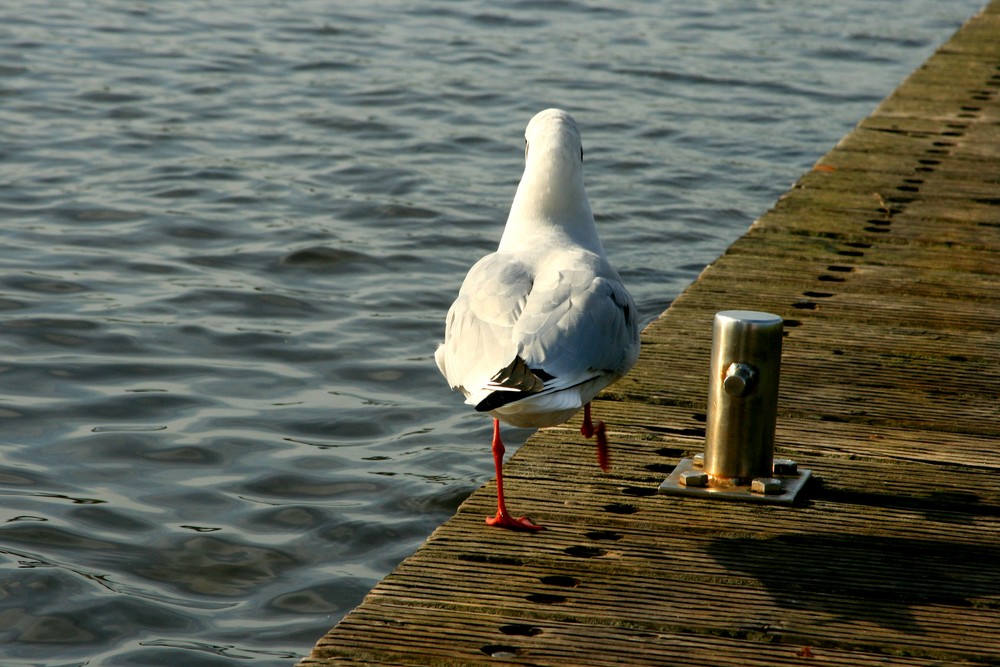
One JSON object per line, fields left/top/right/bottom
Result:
{"left": 435, "top": 108, "right": 640, "bottom": 531}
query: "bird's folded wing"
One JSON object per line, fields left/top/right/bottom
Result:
{"left": 437, "top": 251, "right": 639, "bottom": 409}
{"left": 435, "top": 253, "right": 533, "bottom": 398}
{"left": 513, "top": 267, "right": 639, "bottom": 393}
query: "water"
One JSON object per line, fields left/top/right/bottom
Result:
{"left": 0, "top": 1, "right": 984, "bottom": 664}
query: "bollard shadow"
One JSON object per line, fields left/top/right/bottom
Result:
{"left": 707, "top": 531, "right": 1000, "bottom": 637}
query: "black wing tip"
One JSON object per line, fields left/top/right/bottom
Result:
{"left": 532, "top": 367, "right": 555, "bottom": 382}
{"left": 475, "top": 357, "right": 553, "bottom": 413}
{"left": 475, "top": 391, "right": 525, "bottom": 413}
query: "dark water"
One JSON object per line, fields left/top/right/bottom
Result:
{"left": 0, "top": 1, "right": 984, "bottom": 664}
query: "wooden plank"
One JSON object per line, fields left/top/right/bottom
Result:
{"left": 301, "top": 3, "right": 1000, "bottom": 665}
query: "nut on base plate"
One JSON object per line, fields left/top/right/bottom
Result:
{"left": 659, "top": 458, "right": 812, "bottom": 504}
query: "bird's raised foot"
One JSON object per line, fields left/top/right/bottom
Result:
{"left": 595, "top": 425, "right": 609, "bottom": 472}
{"left": 486, "top": 511, "right": 545, "bottom": 532}
{"left": 581, "top": 419, "right": 610, "bottom": 471}
{"left": 581, "top": 403, "right": 610, "bottom": 471}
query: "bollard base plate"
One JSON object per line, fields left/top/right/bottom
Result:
{"left": 658, "top": 458, "right": 812, "bottom": 505}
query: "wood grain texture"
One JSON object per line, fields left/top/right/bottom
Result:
{"left": 301, "top": 4, "right": 1000, "bottom": 665}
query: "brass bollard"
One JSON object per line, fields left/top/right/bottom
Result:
{"left": 704, "top": 310, "right": 783, "bottom": 485}
{"left": 658, "top": 310, "right": 811, "bottom": 504}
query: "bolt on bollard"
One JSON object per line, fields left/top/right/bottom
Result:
{"left": 659, "top": 310, "right": 811, "bottom": 504}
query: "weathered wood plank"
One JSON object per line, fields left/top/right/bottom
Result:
{"left": 301, "top": 3, "right": 1000, "bottom": 665}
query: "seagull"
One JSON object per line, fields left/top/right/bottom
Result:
{"left": 435, "top": 108, "right": 640, "bottom": 531}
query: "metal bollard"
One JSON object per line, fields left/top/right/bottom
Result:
{"left": 658, "top": 310, "right": 811, "bottom": 504}
{"left": 704, "top": 310, "right": 783, "bottom": 485}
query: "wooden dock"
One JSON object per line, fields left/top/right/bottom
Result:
{"left": 301, "top": 4, "right": 1000, "bottom": 665}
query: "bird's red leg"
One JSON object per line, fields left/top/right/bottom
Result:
{"left": 485, "top": 418, "right": 544, "bottom": 531}
{"left": 580, "top": 402, "right": 610, "bottom": 471}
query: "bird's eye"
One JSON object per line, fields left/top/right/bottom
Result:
{"left": 580, "top": 147, "right": 584, "bottom": 161}
{"left": 525, "top": 140, "right": 529, "bottom": 160}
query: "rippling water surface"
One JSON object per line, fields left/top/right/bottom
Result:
{"left": 0, "top": 1, "right": 984, "bottom": 664}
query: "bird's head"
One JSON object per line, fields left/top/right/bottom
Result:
{"left": 523, "top": 108, "right": 584, "bottom": 175}
{"left": 506, "top": 108, "right": 591, "bottom": 231}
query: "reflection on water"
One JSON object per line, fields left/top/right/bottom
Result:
{"left": 0, "top": 0, "right": 984, "bottom": 664}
